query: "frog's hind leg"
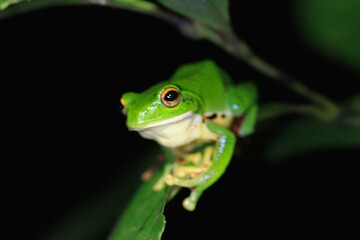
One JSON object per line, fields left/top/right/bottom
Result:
{"left": 228, "top": 81, "right": 258, "bottom": 137}
{"left": 238, "top": 104, "right": 258, "bottom": 137}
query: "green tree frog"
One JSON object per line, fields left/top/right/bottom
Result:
{"left": 120, "top": 60, "right": 257, "bottom": 211}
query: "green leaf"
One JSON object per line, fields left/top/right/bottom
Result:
{"left": 40, "top": 146, "right": 170, "bottom": 240}
{"left": 0, "top": 0, "right": 158, "bottom": 19}
{"left": 156, "top": 0, "right": 231, "bottom": 32}
{"left": 107, "top": 166, "right": 168, "bottom": 240}
{"left": 293, "top": 0, "right": 360, "bottom": 74}
{"left": 266, "top": 118, "right": 360, "bottom": 162}
{"left": 0, "top": 0, "right": 24, "bottom": 10}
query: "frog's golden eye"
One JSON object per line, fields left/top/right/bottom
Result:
{"left": 161, "top": 87, "right": 181, "bottom": 108}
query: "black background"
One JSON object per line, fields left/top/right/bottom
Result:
{"left": 2, "top": 1, "right": 359, "bottom": 239}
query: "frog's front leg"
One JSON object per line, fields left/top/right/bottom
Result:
{"left": 170, "top": 146, "right": 213, "bottom": 179}
{"left": 168, "top": 121, "right": 236, "bottom": 211}
{"left": 153, "top": 146, "right": 204, "bottom": 190}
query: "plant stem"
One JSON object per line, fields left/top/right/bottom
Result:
{"left": 2, "top": 0, "right": 358, "bottom": 127}
{"left": 195, "top": 26, "right": 342, "bottom": 120}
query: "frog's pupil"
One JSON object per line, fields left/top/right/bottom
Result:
{"left": 165, "top": 90, "right": 178, "bottom": 101}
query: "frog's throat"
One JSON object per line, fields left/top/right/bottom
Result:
{"left": 129, "top": 111, "right": 212, "bottom": 148}
{"left": 129, "top": 111, "right": 194, "bottom": 131}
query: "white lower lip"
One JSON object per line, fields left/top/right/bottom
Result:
{"left": 131, "top": 111, "right": 205, "bottom": 148}
{"left": 130, "top": 111, "right": 194, "bottom": 131}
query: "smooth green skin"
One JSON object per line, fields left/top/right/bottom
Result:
{"left": 121, "top": 60, "right": 257, "bottom": 210}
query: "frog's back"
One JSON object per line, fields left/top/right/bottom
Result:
{"left": 169, "top": 60, "right": 232, "bottom": 112}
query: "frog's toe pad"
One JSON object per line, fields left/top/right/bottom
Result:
{"left": 153, "top": 179, "right": 165, "bottom": 191}
{"left": 164, "top": 174, "right": 176, "bottom": 185}
{"left": 182, "top": 197, "right": 196, "bottom": 211}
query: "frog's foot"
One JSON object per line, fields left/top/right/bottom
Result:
{"left": 182, "top": 196, "right": 196, "bottom": 211}
{"left": 164, "top": 163, "right": 209, "bottom": 187}
{"left": 155, "top": 167, "right": 201, "bottom": 191}
{"left": 173, "top": 165, "right": 207, "bottom": 179}
{"left": 164, "top": 173, "right": 186, "bottom": 186}
{"left": 172, "top": 145, "right": 213, "bottom": 177}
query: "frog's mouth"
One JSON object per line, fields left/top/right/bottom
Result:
{"left": 129, "top": 111, "right": 194, "bottom": 131}
{"left": 129, "top": 111, "right": 203, "bottom": 148}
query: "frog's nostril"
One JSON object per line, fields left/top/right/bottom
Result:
{"left": 120, "top": 97, "right": 126, "bottom": 106}
{"left": 119, "top": 97, "right": 127, "bottom": 115}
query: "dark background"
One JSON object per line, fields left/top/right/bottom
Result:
{"left": 2, "top": 1, "right": 359, "bottom": 239}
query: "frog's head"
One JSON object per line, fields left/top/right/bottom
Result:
{"left": 120, "top": 82, "right": 201, "bottom": 131}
